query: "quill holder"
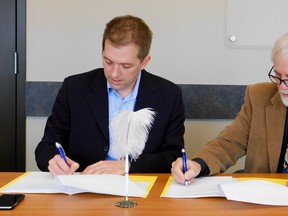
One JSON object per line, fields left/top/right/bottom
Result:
{"left": 111, "top": 108, "right": 155, "bottom": 208}
{"left": 115, "top": 122, "right": 137, "bottom": 208}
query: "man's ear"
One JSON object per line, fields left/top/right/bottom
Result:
{"left": 141, "top": 55, "right": 151, "bottom": 70}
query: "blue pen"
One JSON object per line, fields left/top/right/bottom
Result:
{"left": 55, "top": 142, "right": 69, "bottom": 166}
{"left": 181, "top": 148, "right": 188, "bottom": 186}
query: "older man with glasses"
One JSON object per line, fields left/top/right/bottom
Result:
{"left": 172, "top": 32, "right": 288, "bottom": 185}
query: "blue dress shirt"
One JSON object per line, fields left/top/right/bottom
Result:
{"left": 106, "top": 71, "right": 141, "bottom": 160}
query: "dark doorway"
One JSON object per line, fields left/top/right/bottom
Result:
{"left": 0, "top": 0, "right": 26, "bottom": 171}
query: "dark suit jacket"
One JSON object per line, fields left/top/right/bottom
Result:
{"left": 35, "top": 68, "right": 185, "bottom": 173}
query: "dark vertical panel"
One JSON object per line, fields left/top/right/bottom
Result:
{"left": 16, "top": 0, "right": 26, "bottom": 171}
{"left": 0, "top": 0, "right": 16, "bottom": 170}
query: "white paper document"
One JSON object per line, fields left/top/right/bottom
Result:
{"left": 162, "top": 176, "right": 288, "bottom": 206}
{"left": 0, "top": 172, "right": 156, "bottom": 198}
{"left": 218, "top": 179, "right": 288, "bottom": 206}
{"left": 161, "top": 176, "right": 234, "bottom": 198}
{"left": 55, "top": 174, "right": 149, "bottom": 197}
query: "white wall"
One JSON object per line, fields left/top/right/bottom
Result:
{"left": 26, "top": 0, "right": 278, "bottom": 172}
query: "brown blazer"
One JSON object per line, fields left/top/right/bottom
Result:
{"left": 193, "top": 82, "right": 287, "bottom": 174}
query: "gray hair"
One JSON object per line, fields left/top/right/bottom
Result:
{"left": 272, "top": 32, "right": 288, "bottom": 62}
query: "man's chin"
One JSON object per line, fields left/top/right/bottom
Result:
{"left": 280, "top": 95, "right": 288, "bottom": 107}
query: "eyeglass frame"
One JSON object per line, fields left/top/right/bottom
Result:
{"left": 268, "top": 66, "right": 288, "bottom": 87}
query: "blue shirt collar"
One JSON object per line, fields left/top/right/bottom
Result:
{"left": 107, "top": 71, "right": 142, "bottom": 100}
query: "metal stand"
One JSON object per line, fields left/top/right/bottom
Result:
{"left": 115, "top": 153, "right": 137, "bottom": 208}
{"left": 115, "top": 197, "right": 137, "bottom": 208}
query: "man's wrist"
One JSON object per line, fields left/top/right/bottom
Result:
{"left": 191, "top": 158, "right": 210, "bottom": 177}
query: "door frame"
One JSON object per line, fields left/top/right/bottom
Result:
{"left": 16, "top": 0, "right": 26, "bottom": 171}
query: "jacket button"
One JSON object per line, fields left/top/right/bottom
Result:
{"left": 104, "top": 146, "right": 109, "bottom": 152}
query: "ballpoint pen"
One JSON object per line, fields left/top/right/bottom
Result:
{"left": 181, "top": 148, "right": 188, "bottom": 186}
{"left": 55, "top": 142, "right": 69, "bottom": 166}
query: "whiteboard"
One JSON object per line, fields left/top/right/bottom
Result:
{"left": 226, "top": 0, "right": 288, "bottom": 48}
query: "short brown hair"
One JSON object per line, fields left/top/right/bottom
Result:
{"left": 102, "top": 15, "right": 153, "bottom": 60}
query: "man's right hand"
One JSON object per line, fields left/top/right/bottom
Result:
{"left": 48, "top": 155, "right": 79, "bottom": 176}
{"left": 171, "top": 157, "right": 201, "bottom": 185}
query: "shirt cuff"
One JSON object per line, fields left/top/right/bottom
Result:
{"left": 192, "top": 158, "right": 210, "bottom": 177}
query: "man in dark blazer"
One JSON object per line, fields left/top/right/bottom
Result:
{"left": 35, "top": 15, "right": 185, "bottom": 175}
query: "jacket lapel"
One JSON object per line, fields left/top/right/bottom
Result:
{"left": 84, "top": 70, "right": 158, "bottom": 142}
{"left": 86, "top": 70, "right": 109, "bottom": 142}
{"left": 266, "top": 92, "right": 286, "bottom": 172}
{"left": 135, "top": 71, "right": 158, "bottom": 110}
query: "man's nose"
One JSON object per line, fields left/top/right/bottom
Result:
{"left": 111, "top": 65, "right": 120, "bottom": 77}
{"left": 279, "top": 81, "right": 288, "bottom": 90}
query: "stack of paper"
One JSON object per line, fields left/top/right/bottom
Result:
{"left": 219, "top": 178, "right": 288, "bottom": 206}
{"left": 161, "top": 176, "right": 288, "bottom": 206}
{"left": 0, "top": 172, "right": 157, "bottom": 198}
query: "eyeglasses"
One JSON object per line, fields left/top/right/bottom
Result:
{"left": 268, "top": 66, "right": 288, "bottom": 87}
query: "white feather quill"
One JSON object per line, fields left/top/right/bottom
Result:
{"left": 112, "top": 108, "right": 156, "bottom": 208}
{"left": 109, "top": 108, "right": 156, "bottom": 160}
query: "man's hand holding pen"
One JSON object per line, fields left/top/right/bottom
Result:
{"left": 171, "top": 157, "right": 201, "bottom": 185}
{"left": 47, "top": 142, "right": 79, "bottom": 176}
{"left": 48, "top": 154, "right": 79, "bottom": 176}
